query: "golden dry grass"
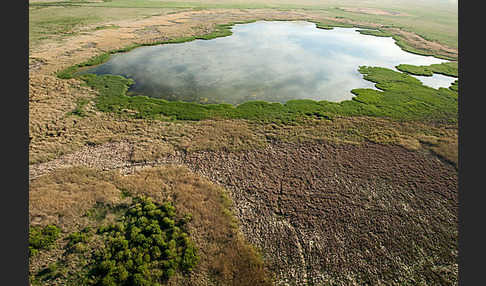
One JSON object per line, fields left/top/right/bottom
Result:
{"left": 29, "top": 165, "right": 273, "bottom": 285}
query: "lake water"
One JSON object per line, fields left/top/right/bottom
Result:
{"left": 84, "top": 21, "right": 456, "bottom": 105}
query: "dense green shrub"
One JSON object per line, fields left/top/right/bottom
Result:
{"left": 34, "top": 262, "right": 65, "bottom": 283}
{"left": 29, "top": 225, "right": 61, "bottom": 256}
{"left": 90, "top": 197, "right": 199, "bottom": 286}
{"left": 66, "top": 227, "right": 92, "bottom": 249}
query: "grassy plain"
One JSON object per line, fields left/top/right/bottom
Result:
{"left": 29, "top": 0, "right": 458, "bottom": 284}
{"left": 30, "top": 0, "right": 458, "bottom": 49}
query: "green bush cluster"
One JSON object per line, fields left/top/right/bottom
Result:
{"left": 90, "top": 197, "right": 199, "bottom": 286}
{"left": 29, "top": 225, "right": 61, "bottom": 256}
{"left": 66, "top": 227, "right": 92, "bottom": 249}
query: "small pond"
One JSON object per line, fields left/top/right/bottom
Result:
{"left": 83, "top": 21, "right": 456, "bottom": 105}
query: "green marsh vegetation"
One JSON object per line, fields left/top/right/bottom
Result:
{"left": 64, "top": 62, "right": 459, "bottom": 124}
{"left": 396, "top": 61, "right": 458, "bottom": 77}
{"left": 55, "top": 20, "right": 458, "bottom": 125}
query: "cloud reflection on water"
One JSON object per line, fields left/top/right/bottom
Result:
{"left": 87, "top": 21, "right": 455, "bottom": 104}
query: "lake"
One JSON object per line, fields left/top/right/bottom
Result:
{"left": 83, "top": 21, "right": 456, "bottom": 105}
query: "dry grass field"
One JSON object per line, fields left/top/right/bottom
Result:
{"left": 29, "top": 0, "right": 458, "bottom": 285}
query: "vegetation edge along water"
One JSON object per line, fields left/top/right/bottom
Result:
{"left": 58, "top": 20, "right": 458, "bottom": 124}
{"left": 395, "top": 62, "right": 458, "bottom": 77}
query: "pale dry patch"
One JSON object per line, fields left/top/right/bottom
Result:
{"left": 178, "top": 120, "right": 268, "bottom": 152}
{"left": 385, "top": 27, "right": 458, "bottom": 59}
{"left": 340, "top": 7, "right": 409, "bottom": 16}
{"left": 29, "top": 167, "right": 124, "bottom": 229}
{"left": 418, "top": 132, "right": 458, "bottom": 166}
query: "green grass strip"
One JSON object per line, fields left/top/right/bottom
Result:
{"left": 396, "top": 62, "right": 458, "bottom": 78}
